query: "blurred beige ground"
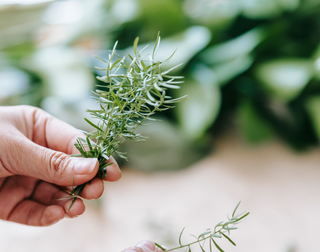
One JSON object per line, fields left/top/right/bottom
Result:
{"left": 1, "top": 132, "right": 319, "bottom": 252}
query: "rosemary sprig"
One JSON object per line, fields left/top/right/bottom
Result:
{"left": 68, "top": 32, "right": 187, "bottom": 209}
{"left": 155, "top": 202, "right": 249, "bottom": 252}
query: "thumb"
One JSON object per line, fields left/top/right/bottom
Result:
{"left": 1, "top": 136, "right": 99, "bottom": 186}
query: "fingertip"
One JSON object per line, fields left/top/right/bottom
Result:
{"left": 69, "top": 158, "right": 99, "bottom": 186}
{"left": 136, "top": 240, "right": 156, "bottom": 252}
{"left": 103, "top": 157, "right": 121, "bottom": 182}
{"left": 80, "top": 177, "right": 104, "bottom": 199}
{"left": 41, "top": 205, "right": 65, "bottom": 226}
{"left": 64, "top": 198, "right": 85, "bottom": 218}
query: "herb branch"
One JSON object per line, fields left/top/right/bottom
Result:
{"left": 155, "top": 202, "right": 249, "bottom": 252}
{"left": 68, "top": 32, "right": 187, "bottom": 209}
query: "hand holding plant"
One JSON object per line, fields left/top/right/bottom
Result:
{"left": 0, "top": 105, "right": 120, "bottom": 226}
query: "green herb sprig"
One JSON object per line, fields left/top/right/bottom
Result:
{"left": 155, "top": 202, "right": 249, "bottom": 252}
{"left": 68, "top": 33, "right": 187, "bottom": 209}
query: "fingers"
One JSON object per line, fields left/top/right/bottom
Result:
{"left": 0, "top": 176, "right": 85, "bottom": 225}
{"left": 63, "top": 198, "right": 85, "bottom": 218}
{"left": 8, "top": 200, "right": 65, "bottom": 226}
{"left": 26, "top": 106, "right": 122, "bottom": 182}
{"left": 0, "top": 134, "right": 99, "bottom": 185}
{"left": 0, "top": 176, "right": 65, "bottom": 226}
{"left": 31, "top": 181, "right": 86, "bottom": 218}
{"left": 103, "top": 156, "right": 121, "bottom": 182}
{"left": 0, "top": 176, "right": 38, "bottom": 220}
{"left": 79, "top": 177, "right": 104, "bottom": 198}
{"left": 0, "top": 105, "right": 121, "bottom": 185}
{"left": 122, "top": 241, "right": 166, "bottom": 252}
{"left": 27, "top": 106, "right": 86, "bottom": 155}
{"left": 21, "top": 105, "right": 122, "bottom": 183}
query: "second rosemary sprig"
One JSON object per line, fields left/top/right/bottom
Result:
{"left": 155, "top": 201, "right": 249, "bottom": 252}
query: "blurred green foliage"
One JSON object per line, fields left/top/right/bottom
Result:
{"left": 2, "top": 0, "right": 320, "bottom": 170}
{"left": 107, "top": 0, "right": 320, "bottom": 152}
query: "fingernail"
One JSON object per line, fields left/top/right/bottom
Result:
{"left": 73, "top": 158, "right": 98, "bottom": 175}
{"left": 136, "top": 241, "right": 156, "bottom": 252}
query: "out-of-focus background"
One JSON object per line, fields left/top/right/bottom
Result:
{"left": 1, "top": 0, "right": 320, "bottom": 251}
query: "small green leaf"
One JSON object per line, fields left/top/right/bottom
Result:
{"left": 211, "top": 238, "right": 224, "bottom": 252}
{"left": 116, "top": 151, "right": 128, "bottom": 160}
{"left": 86, "top": 137, "right": 93, "bottom": 152}
{"left": 232, "top": 201, "right": 241, "bottom": 218}
{"left": 94, "top": 55, "right": 107, "bottom": 63}
{"left": 110, "top": 58, "right": 123, "bottom": 70}
{"left": 84, "top": 118, "right": 103, "bottom": 132}
{"left": 198, "top": 230, "right": 211, "bottom": 239}
{"left": 111, "top": 91, "right": 122, "bottom": 109}
{"left": 133, "top": 37, "right": 139, "bottom": 56}
{"left": 152, "top": 31, "right": 160, "bottom": 59}
{"left": 211, "top": 233, "right": 222, "bottom": 238}
{"left": 78, "top": 137, "right": 87, "bottom": 143}
{"left": 221, "top": 233, "right": 236, "bottom": 246}
{"left": 100, "top": 162, "right": 114, "bottom": 170}
{"left": 234, "top": 212, "right": 250, "bottom": 223}
{"left": 224, "top": 227, "right": 238, "bottom": 230}
{"left": 155, "top": 243, "right": 166, "bottom": 251}
{"left": 179, "top": 227, "right": 185, "bottom": 246}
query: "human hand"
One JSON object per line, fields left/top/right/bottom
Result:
{"left": 0, "top": 105, "right": 121, "bottom": 226}
{"left": 122, "top": 241, "right": 167, "bottom": 252}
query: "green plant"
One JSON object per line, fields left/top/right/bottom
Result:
{"left": 68, "top": 33, "right": 187, "bottom": 209}
{"left": 155, "top": 202, "right": 249, "bottom": 252}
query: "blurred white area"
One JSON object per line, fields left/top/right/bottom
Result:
{"left": 110, "top": 0, "right": 139, "bottom": 23}
{"left": 43, "top": 0, "right": 83, "bottom": 24}
{"left": 0, "top": 0, "right": 52, "bottom": 5}
{"left": 0, "top": 2, "right": 48, "bottom": 49}
{"left": 183, "top": 0, "right": 239, "bottom": 26}
{"left": 0, "top": 0, "right": 107, "bottom": 127}
{"left": 183, "top": 0, "right": 301, "bottom": 23}
{"left": 29, "top": 46, "right": 93, "bottom": 101}
{"left": 255, "top": 59, "right": 313, "bottom": 103}
{"left": 0, "top": 67, "right": 30, "bottom": 100}
{"left": 121, "top": 26, "right": 211, "bottom": 71}
{"left": 39, "top": 0, "right": 105, "bottom": 46}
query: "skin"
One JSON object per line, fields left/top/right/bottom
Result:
{"left": 0, "top": 106, "right": 169, "bottom": 251}
{"left": 0, "top": 105, "right": 121, "bottom": 226}
{"left": 122, "top": 240, "right": 166, "bottom": 252}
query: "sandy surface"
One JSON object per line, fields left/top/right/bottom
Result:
{"left": 1, "top": 134, "right": 319, "bottom": 252}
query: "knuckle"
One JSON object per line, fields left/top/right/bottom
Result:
{"left": 48, "top": 151, "right": 71, "bottom": 173}
{"left": 0, "top": 158, "right": 13, "bottom": 176}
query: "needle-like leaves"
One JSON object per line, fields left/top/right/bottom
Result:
{"left": 68, "top": 33, "right": 186, "bottom": 208}
{"left": 155, "top": 202, "right": 249, "bottom": 252}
